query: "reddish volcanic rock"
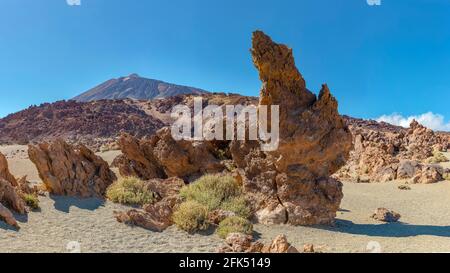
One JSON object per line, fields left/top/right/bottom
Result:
{"left": 114, "top": 177, "right": 185, "bottom": 231}
{"left": 0, "top": 153, "right": 17, "bottom": 187}
{"left": 115, "top": 129, "right": 224, "bottom": 181}
{"left": 335, "top": 117, "right": 450, "bottom": 183}
{"left": 0, "top": 152, "right": 27, "bottom": 228}
{"left": 230, "top": 31, "right": 352, "bottom": 225}
{"left": 0, "top": 99, "right": 165, "bottom": 150}
{"left": 217, "top": 233, "right": 298, "bottom": 253}
{"left": 371, "top": 208, "right": 401, "bottom": 223}
{"left": 28, "top": 139, "right": 117, "bottom": 197}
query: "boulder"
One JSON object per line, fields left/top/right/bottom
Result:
{"left": 0, "top": 203, "right": 19, "bottom": 229}
{"left": 371, "top": 208, "right": 401, "bottom": 222}
{"left": 217, "top": 233, "right": 298, "bottom": 254}
{"left": 411, "top": 165, "right": 443, "bottom": 184}
{"left": 261, "top": 235, "right": 299, "bottom": 253}
{"left": 115, "top": 129, "right": 224, "bottom": 181}
{"left": 114, "top": 177, "right": 185, "bottom": 231}
{"left": 0, "top": 152, "right": 17, "bottom": 186}
{"left": 28, "top": 139, "right": 116, "bottom": 197}
{"left": 0, "top": 152, "right": 27, "bottom": 228}
{"left": 114, "top": 209, "right": 170, "bottom": 232}
{"left": 255, "top": 204, "right": 287, "bottom": 225}
{"left": 0, "top": 178, "right": 26, "bottom": 214}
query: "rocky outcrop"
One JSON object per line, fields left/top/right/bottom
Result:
{"left": 114, "top": 177, "right": 185, "bottom": 231}
{"left": 115, "top": 129, "right": 224, "bottom": 181}
{"left": 0, "top": 152, "right": 27, "bottom": 228}
{"left": 217, "top": 233, "right": 299, "bottom": 253}
{"left": 28, "top": 139, "right": 116, "bottom": 197}
{"left": 230, "top": 31, "right": 352, "bottom": 225}
{"left": 113, "top": 31, "right": 351, "bottom": 226}
{"left": 335, "top": 117, "right": 449, "bottom": 183}
{"left": 0, "top": 153, "right": 17, "bottom": 187}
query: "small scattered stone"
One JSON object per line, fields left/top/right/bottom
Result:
{"left": 398, "top": 185, "right": 411, "bottom": 190}
{"left": 303, "top": 244, "right": 315, "bottom": 253}
{"left": 371, "top": 208, "right": 401, "bottom": 223}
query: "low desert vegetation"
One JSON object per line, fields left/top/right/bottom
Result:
{"left": 174, "top": 175, "right": 252, "bottom": 233}
{"left": 22, "top": 193, "right": 40, "bottom": 210}
{"left": 179, "top": 175, "right": 251, "bottom": 219}
{"left": 216, "top": 216, "right": 253, "bottom": 239}
{"left": 426, "top": 151, "right": 449, "bottom": 164}
{"left": 172, "top": 201, "right": 209, "bottom": 233}
{"left": 106, "top": 177, "right": 155, "bottom": 206}
{"left": 444, "top": 173, "right": 450, "bottom": 181}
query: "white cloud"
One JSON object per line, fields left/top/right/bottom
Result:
{"left": 376, "top": 112, "right": 450, "bottom": 132}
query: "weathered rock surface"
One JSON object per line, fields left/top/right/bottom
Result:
{"left": 230, "top": 31, "right": 352, "bottom": 225}
{"left": 0, "top": 203, "right": 19, "bottom": 229}
{"left": 0, "top": 152, "right": 27, "bottom": 228}
{"left": 28, "top": 139, "right": 117, "bottom": 197}
{"left": 335, "top": 117, "right": 450, "bottom": 183}
{"left": 114, "top": 177, "right": 185, "bottom": 231}
{"left": 261, "top": 234, "right": 299, "bottom": 253}
{"left": 113, "top": 31, "right": 352, "bottom": 226}
{"left": 0, "top": 152, "right": 17, "bottom": 187}
{"left": 115, "top": 129, "right": 224, "bottom": 181}
{"left": 217, "top": 233, "right": 298, "bottom": 253}
{"left": 371, "top": 208, "right": 401, "bottom": 222}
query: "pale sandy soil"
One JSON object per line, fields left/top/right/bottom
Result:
{"left": 1, "top": 145, "right": 450, "bottom": 253}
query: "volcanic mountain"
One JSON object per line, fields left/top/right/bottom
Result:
{"left": 73, "top": 73, "right": 209, "bottom": 102}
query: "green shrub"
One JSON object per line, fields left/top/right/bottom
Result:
{"left": 173, "top": 201, "right": 209, "bottom": 233}
{"left": 216, "top": 216, "right": 253, "bottom": 239}
{"left": 427, "top": 151, "right": 449, "bottom": 164}
{"left": 106, "top": 177, "right": 155, "bottom": 206}
{"left": 180, "top": 175, "right": 240, "bottom": 209}
{"left": 221, "top": 196, "right": 252, "bottom": 219}
{"left": 444, "top": 173, "right": 450, "bottom": 181}
{"left": 22, "top": 194, "right": 40, "bottom": 210}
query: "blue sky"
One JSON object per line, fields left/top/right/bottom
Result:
{"left": 1, "top": 0, "right": 449, "bottom": 129}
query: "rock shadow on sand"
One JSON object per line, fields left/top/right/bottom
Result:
{"left": 50, "top": 195, "right": 105, "bottom": 213}
{"left": 319, "top": 219, "right": 450, "bottom": 238}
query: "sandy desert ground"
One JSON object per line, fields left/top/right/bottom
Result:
{"left": 1, "top": 145, "right": 450, "bottom": 253}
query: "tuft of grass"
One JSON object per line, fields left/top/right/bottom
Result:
{"left": 427, "top": 151, "right": 449, "bottom": 164}
{"left": 106, "top": 177, "right": 156, "bottom": 206}
{"left": 444, "top": 173, "right": 450, "bottom": 181}
{"left": 216, "top": 216, "right": 253, "bottom": 239}
{"left": 180, "top": 175, "right": 250, "bottom": 218}
{"left": 172, "top": 201, "right": 209, "bottom": 233}
{"left": 22, "top": 194, "right": 40, "bottom": 210}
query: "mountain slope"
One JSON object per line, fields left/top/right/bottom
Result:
{"left": 73, "top": 73, "right": 209, "bottom": 102}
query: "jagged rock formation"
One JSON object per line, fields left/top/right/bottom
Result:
{"left": 335, "top": 117, "right": 450, "bottom": 183}
{"left": 28, "top": 139, "right": 117, "bottom": 197}
{"left": 114, "top": 177, "right": 185, "bottom": 231}
{"left": 0, "top": 152, "right": 18, "bottom": 187}
{"left": 230, "top": 31, "right": 352, "bottom": 225}
{"left": 0, "top": 152, "right": 26, "bottom": 228}
{"left": 114, "top": 129, "right": 224, "bottom": 181}
{"left": 112, "top": 31, "right": 352, "bottom": 226}
{"left": 73, "top": 73, "right": 208, "bottom": 102}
